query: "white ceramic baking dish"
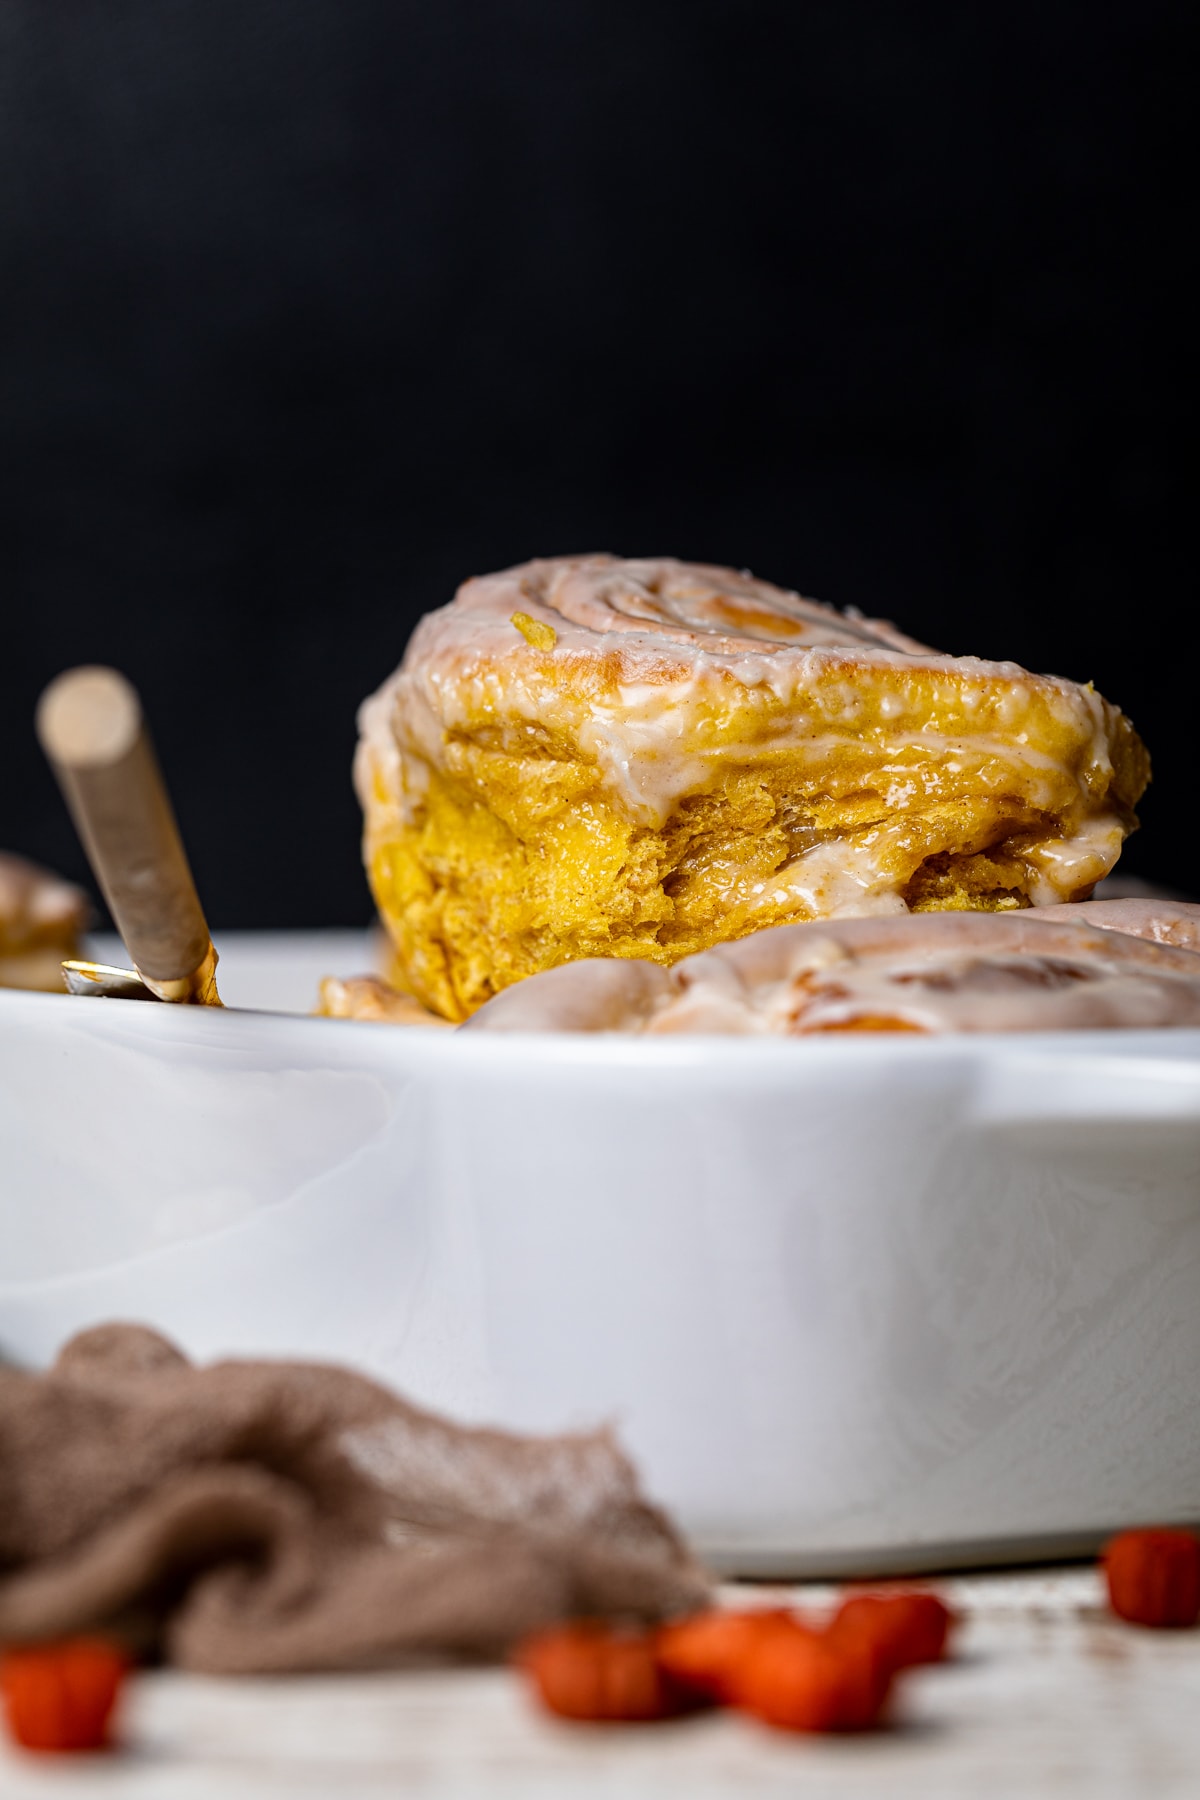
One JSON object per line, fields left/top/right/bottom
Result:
{"left": 3, "top": 945, "right": 1199, "bottom": 1576}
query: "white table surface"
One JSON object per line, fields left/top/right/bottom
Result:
{"left": 3, "top": 1569, "right": 1199, "bottom": 1799}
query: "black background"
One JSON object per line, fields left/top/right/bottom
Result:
{"left": 2, "top": 1, "right": 1193, "bottom": 926}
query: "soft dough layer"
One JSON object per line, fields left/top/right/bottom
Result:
{"left": 356, "top": 555, "right": 1149, "bottom": 1020}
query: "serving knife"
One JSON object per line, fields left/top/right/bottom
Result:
{"left": 36, "top": 666, "right": 222, "bottom": 1005}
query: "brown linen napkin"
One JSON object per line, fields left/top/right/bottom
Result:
{"left": 0, "top": 1324, "right": 709, "bottom": 1672}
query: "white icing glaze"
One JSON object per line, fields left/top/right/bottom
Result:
{"left": 1028, "top": 898, "right": 1200, "bottom": 952}
{"left": 465, "top": 908, "right": 1200, "bottom": 1036}
{"left": 542, "top": 556, "right": 936, "bottom": 655}
{"left": 735, "top": 835, "right": 915, "bottom": 922}
{"left": 1023, "top": 811, "right": 1128, "bottom": 906}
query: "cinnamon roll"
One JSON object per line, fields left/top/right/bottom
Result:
{"left": 465, "top": 909, "right": 1200, "bottom": 1036}
{"left": 356, "top": 555, "right": 1149, "bottom": 1020}
{"left": 315, "top": 974, "right": 451, "bottom": 1026}
{"left": 0, "top": 852, "right": 88, "bottom": 991}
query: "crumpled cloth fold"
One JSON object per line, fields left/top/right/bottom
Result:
{"left": 0, "top": 1324, "right": 708, "bottom": 1671}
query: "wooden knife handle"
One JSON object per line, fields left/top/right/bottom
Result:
{"left": 36, "top": 666, "right": 220, "bottom": 1002}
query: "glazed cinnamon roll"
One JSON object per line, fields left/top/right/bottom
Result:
{"left": 315, "top": 974, "right": 451, "bottom": 1026}
{"left": 356, "top": 555, "right": 1149, "bottom": 1020}
{"left": 0, "top": 852, "right": 87, "bottom": 991}
{"left": 465, "top": 909, "right": 1200, "bottom": 1036}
